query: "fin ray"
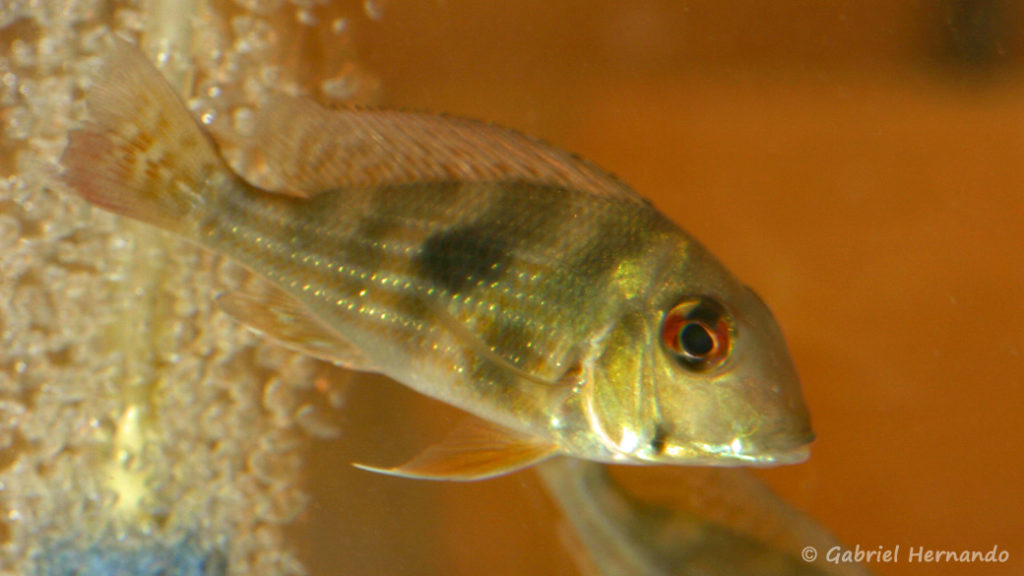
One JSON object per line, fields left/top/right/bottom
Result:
{"left": 249, "top": 93, "right": 645, "bottom": 204}
{"left": 353, "top": 418, "right": 557, "bottom": 481}
{"left": 61, "top": 36, "right": 226, "bottom": 236}
{"left": 217, "top": 280, "right": 373, "bottom": 370}
{"left": 422, "top": 296, "right": 561, "bottom": 388}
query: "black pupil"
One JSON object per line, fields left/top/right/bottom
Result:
{"left": 680, "top": 322, "right": 715, "bottom": 357}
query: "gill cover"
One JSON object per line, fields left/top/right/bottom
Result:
{"left": 585, "top": 310, "right": 660, "bottom": 459}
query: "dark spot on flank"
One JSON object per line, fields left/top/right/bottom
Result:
{"left": 415, "top": 225, "right": 510, "bottom": 294}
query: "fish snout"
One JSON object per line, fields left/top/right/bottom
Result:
{"left": 743, "top": 416, "right": 815, "bottom": 465}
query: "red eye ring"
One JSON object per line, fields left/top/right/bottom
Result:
{"left": 662, "top": 297, "right": 733, "bottom": 371}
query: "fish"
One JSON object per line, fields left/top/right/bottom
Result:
{"left": 536, "top": 458, "right": 871, "bottom": 576}
{"left": 60, "top": 37, "right": 814, "bottom": 481}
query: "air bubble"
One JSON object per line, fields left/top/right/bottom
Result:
{"left": 233, "top": 0, "right": 285, "bottom": 13}
{"left": 0, "top": 2, "right": 369, "bottom": 574}
{"left": 114, "top": 8, "right": 144, "bottom": 32}
{"left": 0, "top": 401, "right": 26, "bottom": 430}
{"left": 294, "top": 404, "right": 340, "bottom": 439}
{"left": 15, "top": 285, "right": 54, "bottom": 330}
{"left": 258, "top": 65, "right": 283, "bottom": 88}
{"left": 255, "top": 482, "right": 308, "bottom": 524}
{"left": 0, "top": 429, "right": 15, "bottom": 451}
{"left": 172, "top": 294, "right": 198, "bottom": 317}
{"left": 1, "top": 71, "right": 17, "bottom": 105}
{"left": 232, "top": 15, "right": 275, "bottom": 56}
{"left": 363, "top": 0, "right": 387, "bottom": 21}
{"left": 320, "top": 75, "right": 356, "bottom": 101}
{"left": 6, "top": 106, "right": 34, "bottom": 141}
{"left": 80, "top": 25, "right": 111, "bottom": 53}
{"left": 232, "top": 107, "right": 255, "bottom": 136}
{"left": 10, "top": 39, "right": 34, "bottom": 68}
{"left": 318, "top": 61, "right": 380, "bottom": 104}
{"left": 252, "top": 542, "right": 308, "bottom": 576}
{"left": 37, "top": 34, "right": 60, "bottom": 64}
{"left": 262, "top": 377, "right": 297, "bottom": 421}
{"left": 247, "top": 444, "right": 301, "bottom": 485}
{"left": 296, "top": 9, "right": 317, "bottom": 27}
{"left": 0, "top": 215, "right": 21, "bottom": 249}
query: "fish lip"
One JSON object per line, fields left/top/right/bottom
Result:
{"left": 744, "top": 429, "right": 816, "bottom": 465}
{"left": 748, "top": 427, "right": 817, "bottom": 464}
{"left": 748, "top": 444, "right": 812, "bottom": 465}
{"left": 660, "top": 431, "right": 815, "bottom": 466}
{"left": 699, "top": 444, "right": 813, "bottom": 467}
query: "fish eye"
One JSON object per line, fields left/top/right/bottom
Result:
{"left": 661, "top": 296, "right": 733, "bottom": 371}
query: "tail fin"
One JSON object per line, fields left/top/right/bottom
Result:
{"left": 61, "top": 36, "right": 227, "bottom": 235}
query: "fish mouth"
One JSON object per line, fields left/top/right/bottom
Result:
{"left": 657, "top": 429, "right": 815, "bottom": 466}
{"left": 740, "top": 444, "right": 812, "bottom": 466}
{"left": 739, "top": 427, "right": 816, "bottom": 466}
{"left": 731, "top": 428, "right": 816, "bottom": 466}
{"left": 689, "top": 443, "right": 812, "bottom": 467}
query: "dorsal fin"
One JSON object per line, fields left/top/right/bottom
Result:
{"left": 247, "top": 93, "right": 646, "bottom": 204}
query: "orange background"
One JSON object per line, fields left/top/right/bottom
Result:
{"left": 280, "top": 2, "right": 1023, "bottom": 575}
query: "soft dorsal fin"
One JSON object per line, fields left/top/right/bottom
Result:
{"left": 247, "top": 93, "right": 646, "bottom": 204}
{"left": 353, "top": 417, "right": 558, "bottom": 481}
{"left": 216, "top": 279, "right": 373, "bottom": 371}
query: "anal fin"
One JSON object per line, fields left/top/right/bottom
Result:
{"left": 217, "top": 279, "right": 372, "bottom": 371}
{"left": 354, "top": 417, "right": 557, "bottom": 481}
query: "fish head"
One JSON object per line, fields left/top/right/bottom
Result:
{"left": 584, "top": 239, "right": 814, "bottom": 467}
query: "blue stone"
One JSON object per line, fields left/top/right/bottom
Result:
{"left": 35, "top": 535, "right": 226, "bottom": 576}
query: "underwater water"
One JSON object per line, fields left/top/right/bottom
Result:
{"left": 1, "top": 1, "right": 1021, "bottom": 575}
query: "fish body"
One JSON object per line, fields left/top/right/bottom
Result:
{"left": 62, "top": 38, "right": 813, "bottom": 480}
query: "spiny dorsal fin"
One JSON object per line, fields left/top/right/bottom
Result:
{"left": 247, "top": 93, "right": 646, "bottom": 204}
{"left": 217, "top": 279, "right": 373, "bottom": 371}
{"left": 353, "top": 417, "right": 557, "bottom": 481}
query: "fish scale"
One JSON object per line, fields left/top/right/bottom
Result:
{"left": 62, "top": 37, "right": 814, "bottom": 480}
{"left": 206, "top": 177, "right": 622, "bottom": 422}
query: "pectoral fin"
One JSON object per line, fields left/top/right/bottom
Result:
{"left": 217, "top": 280, "right": 372, "bottom": 371}
{"left": 420, "top": 295, "right": 562, "bottom": 388}
{"left": 353, "top": 418, "right": 558, "bottom": 481}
